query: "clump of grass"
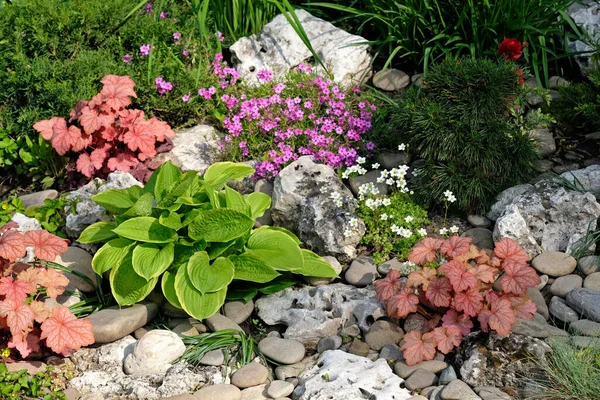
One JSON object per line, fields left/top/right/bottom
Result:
{"left": 178, "top": 329, "right": 257, "bottom": 368}
{"left": 526, "top": 338, "right": 600, "bottom": 399}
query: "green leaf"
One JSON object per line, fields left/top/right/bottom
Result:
{"left": 203, "top": 162, "right": 255, "bottom": 189}
{"left": 161, "top": 271, "right": 182, "bottom": 309}
{"left": 113, "top": 217, "right": 178, "bottom": 243}
{"left": 245, "top": 228, "right": 304, "bottom": 272}
{"left": 174, "top": 264, "right": 227, "bottom": 320}
{"left": 254, "top": 225, "right": 301, "bottom": 245}
{"left": 159, "top": 211, "right": 182, "bottom": 230}
{"left": 127, "top": 185, "right": 145, "bottom": 201}
{"left": 132, "top": 243, "right": 175, "bottom": 280}
{"left": 159, "top": 171, "right": 200, "bottom": 208}
{"left": 258, "top": 275, "right": 297, "bottom": 295}
{"left": 186, "top": 252, "right": 234, "bottom": 294}
{"left": 201, "top": 180, "right": 220, "bottom": 209}
{"left": 300, "top": 249, "right": 338, "bottom": 278}
{"left": 78, "top": 222, "right": 118, "bottom": 244}
{"left": 230, "top": 254, "right": 280, "bottom": 283}
{"left": 120, "top": 192, "right": 154, "bottom": 219}
{"left": 146, "top": 161, "right": 182, "bottom": 202}
{"left": 225, "top": 186, "right": 251, "bottom": 216}
{"left": 206, "top": 240, "right": 236, "bottom": 260}
{"left": 91, "top": 238, "right": 134, "bottom": 275}
{"left": 245, "top": 192, "right": 271, "bottom": 219}
{"left": 188, "top": 209, "right": 253, "bottom": 242}
{"left": 91, "top": 189, "right": 135, "bottom": 214}
{"left": 110, "top": 253, "right": 157, "bottom": 306}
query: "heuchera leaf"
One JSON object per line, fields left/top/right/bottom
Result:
{"left": 76, "top": 154, "right": 95, "bottom": 178}
{"left": 41, "top": 268, "right": 70, "bottom": 298}
{"left": 442, "top": 309, "right": 474, "bottom": 336}
{"left": 400, "top": 330, "right": 437, "bottom": 366}
{"left": 439, "top": 260, "right": 478, "bottom": 292}
{"left": 33, "top": 117, "right": 63, "bottom": 140}
{"left": 50, "top": 117, "right": 77, "bottom": 156}
{"left": 29, "top": 300, "right": 49, "bottom": 323}
{"left": 408, "top": 238, "right": 444, "bottom": 265}
{"left": 0, "top": 276, "right": 35, "bottom": 303}
{"left": 440, "top": 236, "right": 472, "bottom": 258}
{"left": 9, "top": 331, "right": 40, "bottom": 358}
{"left": 407, "top": 267, "right": 437, "bottom": 291}
{"left": 499, "top": 263, "right": 541, "bottom": 295}
{"left": 0, "top": 299, "right": 34, "bottom": 335}
{"left": 40, "top": 306, "right": 95, "bottom": 355}
{"left": 123, "top": 122, "right": 156, "bottom": 154}
{"left": 374, "top": 269, "right": 403, "bottom": 302}
{"left": 473, "top": 264, "right": 498, "bottom": 284}
{"left": 507, "top": 294, "right": 537, "bottom": 320}
{"left": 425, "top": 277, "right": 453, "bottom": 308}
{"left": 100, "top": 75, "right": 137, "bottom": 111}
{"left": 23, "top": 230, "right": 69, "bottom": 261}
{"left": 431, "top": 326, "right": 462, "bottom": 354}
{"left": 482, "top": 298, "right": 517, "bottom": 336}
{"left": 454, "top": 287, "right": 484, "bottom": 317}
{"left": 494, "top": 238, "right": 529, "bottom": 265}
{"left": 0, "top": 230, "right": 28, "bottom": 261}
{"left": 386, "top": 287, "right": 419, "bottom": 319}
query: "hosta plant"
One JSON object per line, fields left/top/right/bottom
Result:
{"left": 78, "top": 161, "right": 338, "bottom": 320}
{"left": 0, "top": 222, "right": 94, "bottom": 359}
{"left": 33, "top": 75, "right": 175, "bottom": 182}
{"left": 374, "top": 236, "right": 540, "bottom": 365}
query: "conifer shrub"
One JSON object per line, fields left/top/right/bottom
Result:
{"left": 391, "top": 58, "right": 539, "bottom": 214}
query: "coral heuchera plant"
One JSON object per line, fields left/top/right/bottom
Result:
{"left": 375, "top": 236, "right": 540, "bottom": 365}
{"left": 33, "top": 75, "right": 175, "bottom": 180}
{"left": 0, "top": 222, "right": 94, "bottom": 359}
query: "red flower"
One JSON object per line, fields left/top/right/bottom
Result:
{"left": 498, "top": 38, "right": 523, "bottom": 61}
{"left": 515, "top": 69, "right": 525, "bottom": 85}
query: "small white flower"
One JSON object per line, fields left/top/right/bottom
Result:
{"left": 449, "top": 225, "right": 459, "bottom": 233}
{"left": 398, "top": 143, "right": 406, "bottom": 151}
{"left": 390, "top": 224, "right": 400, "bottom": 234}
{"left": 382, "top": 198, "right": 391, "bottom": 206}
{"left": 410, "top": 190, "right": 414, "bottom": 195}
{"left": 372, "top": 163, "right": 380, "bottom": 169}
{"left": 343, "top": 229, "right": 353, "bottom": 238}
{"left": 349, "top": 218, "right": 359, "bottom": 228}
{"left": 376, "top": 176, "right": 385, "bottom": 184}
{"left": 320, "top": 186, "right": 328, "bottom": 194}
{"left": 398, "top": 227, "right": 413, "bottom": 238}
{"left": 417, "top": 228, "right": 427, "bottom": 236}
{"left": 443, "top": 190, "right": 453, "bottom": 198}
{"left": 342, "top": 170, "right": 351, "bottom": 179}
{"left": 405, "top": 216, "right": 414, "bottom": 223}
{"left": 335, "top": 200, "right": 343, "bottom": 207}
{"left": 357, "top": 157, "right": 366, "bottom": 165}
{"left": 380, "top": 170, "right": 389, "bottom": 178}
{"left": 380, "top": 213, "right": 388, "bottom": 221}
{"left": 385, "top": 178, "right": 394, "bottom": 186}
{"left": 439, "top": 228, "right": 449, "bottom": 235}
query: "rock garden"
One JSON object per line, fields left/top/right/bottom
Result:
{"left": 2, "top": 1, "right": 600, "bottom": 400}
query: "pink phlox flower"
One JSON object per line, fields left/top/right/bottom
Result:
{"left": 122, "top": 54, "right": 133, "bottom": 64}
{"left": 182, "top": 93, "right": 190, "bottom": 102}
{"left": 140, "top": 44, "right": 151, "bottom": 56}
{"left": 257, "top": 69, "right": 274, "bottom": 82}
{"left": 155, "top": 77, "right": 173, "bottom": 95}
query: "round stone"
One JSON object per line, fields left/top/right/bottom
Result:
{"left": 173, "top": 322, "right": 199, "bottom": 337}
{"left": 527, "top": 287, "right": 549, "bottom": 319}
{"left": 317, "top": 336, "right": 342, "bottom": 353}
{"left": 365, "top": 320, "right": 404, "bottom": 351}
{"left": 438, "top": 365, "right": 457, "bottom": 385}
{"left": 53, "top": 246, "right": 95, "bottom": 292}
{"left": 223, "top": 300, "right": 254, "bottom": 324}
{"left": 394, "top": 360, "right": 448, "bottom": 379}
{"left": 466, "top": 215, "right": 491, "bottom": 228}
{"left": 258, "top": 337, "right": 305, "bottom": 365}
{"left": 460, "top": 228, "right": 494, "bottom": 250}
{"left": 405, "top": 369, "right": 438, "bottom": 391}
{"left": 440, "top": 379, "right": 480, "bottom": 399}
{"left": 404, "top": 313, "right": 427, "bottom": 333}
{"left": 348, "top": 339, "right": 370, "bottom": 356}
{"left": 199, "top": 349, "right": 225, "bottom": 366}
{"left": 205, "top": 313, "right": 243, "bottom": 332}
{"left": 550, "top": 274, "right": 583, "bottom": 298}
{"left": 570, "top": 319, "right": 600, "bottom": 337}
{"left": 193, "top": 384, "right": 241, "bottom": 400}
{"left": 584, "top": 272, "right": 600, "bottom": 291}
{"left": 372, "top": 69, "right": 410, "bottom": 91}
{"left": 549, "top": 296, "right": 580, "bottom": 323}
{"left": 579, "top": 256, "right": 600, "bottom": 276}
{"left": 230, "top": 363, "right": 269, "bottom": 389}
{"left": 535, "top": 274, "right": 549, "bottom": 291}
{"left": 123, "top": 330, "right": 185, "bottom": 375}
{"left": 266, "top": 380, "right": 294, "bottom": 398}
{"left": 377, "top": 258, "right": 404, "bottom": 275}
{"left": 532, "top": 252, "right": 577, "bottom": 277}
{"left": 378, "top": 344, "right": 404, "bottom": 361}
{"left": 344, "top": 256, "right": 378, "bottom": 287}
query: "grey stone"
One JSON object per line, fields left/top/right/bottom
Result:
{"left": 317, "top": 336, "right": 342, "bottom": 353}
{"left": 258, "top": 337, "right": 305, "bottom": 365}
{"left": 552, "top": 163, "right": 581, "bottom": 175}
{"left": 548, "top": 76, "right": 569, "bottom": 89}
{"left": 193, "top": 384, "right": 241, "bottom": 400}
{"left": 54, "top": 247, "right": 96, "bottom": 293}
{"left": 255, "top": 283, "right": 384, "bottom": 349}
{"left": 365, "top": 320, "right": 404, "bottom": 351}
{"left": 566, "top": 288, "right": 600, "bottom": 322}
{"left": 420, "top": 386, "right": 441, "bottom": 399}
{"left": 533, "top": 159, "right": 554, "bottom": 173}
{"left": 133, "top": 327, "right": 152, "bottom": 339}
{"left": 274, "top": 356, "right": 316, "bottom": 380}
{"left": 461, "top": 228, "right": 494, "bottom": 250}
{"left": 467, "top": 215, "right": 491, "bottom": 228}
{"left": 239, "top": 384, "right": 268, "bottom": 400}
{"left": 254, "top": 179, "right": 274, "bottom": 227}
{"left": 19, "top": 189, "right": 58, "bottom": 208}
{"left": 491, "top": 181, "right": 600, "bottom": 258}
{"left": 473, "top": 386, "right": 511, "bottom": 400}
{"left": 571, "top": 335, "right": 600, "bottom": 349}
{"left": 348, "top": 170, "right": 389, "bottom": 197}
{"left": 487, "top": 184, "right": 534, "bottom": 221}
{"left": 570, "top": 319, "right": 600, "bottom": 337}
{"left": 231, "top": 363, "right": 269, "bottom": 389}
{"left": 438, "top": 366, "right": 457, "bottom": 385}
{"left": 87, "top": 302, "right": 158, "bottom": 344}
{"left": 559, "top": 164, "right": 600, "bottom": 193}
{"left": 223, "top": 300, "right": 254, "bottom": 325}
{"left": 549, "top": 297, "right": 580, "bottom": 323}
{"left": 295, "top": 350, "right": 411, "bottom": 399}
{"left": 266, "top": 381, "right": 294, "bottom": 398}
{"left": 199, "top": 350, "right": 225, "bottom": 366}
{"left": 230, "top": 10, "right": 372, "bottom": 89}
{"left": 393, "top": 361, "right": 448, "bottom": 379}
{"left": 123, "top": 330, "right": 186, "bottom": 375}
{"left": 304, "top": 256, "right": 342, "bottom": 286}
{"left": 373, "top": 69, "right": 410, "bottom": 91}
{"left": 511, "top": 315, "right": 569, "bottom": 338}
{"left": 579, "top": 256, "right": 600, "bottom": 275}
{"left": 154, "top": 125, "right": 223, "bottom": 174}
{"left": 377, "top": 152, "right": 409, "bottom": 170}
{"left": 378, "top": 344, "right": 404, "bottom": 361}
{"left": 584, "top": 272, "right": 600, "bottom": 290}
{"left": 527, "top": 287, "right": 549, "bottom": 319}
{"left": 345, "top": 256, "right": 378, "bottom": 287}
{"left": 205, "top": 313, "right": 243, "bottom": 332}
{"left": 529, "top": 128, "right": 556, "bottom": 157}
{"left": 412, "top": 74, "right": 425, "bottom": 89}
{"left": 535, "top": 274, "right": 549, "bottom": 291}
{"left": 405, "top": 369, "right": 438, "bottom": 391}
{"left": 377, "top": 258, "right": 404, "bottom": 275}
{"left": 440, "top": 380, "right": 481, "bottom": 400}
{"left": 271, "top": 156, "right": 365, "bottom": 262}
{"left": 533, "top": 252, "right": 578, "bottom": 277}
{"left": 348, "top": 339, "right": 370, "bottom": 356}
{"left": 403, "top": 313, "right": 428, "bottom": 333}
{"left": 549, "top": 274, "right": 583, "bottom": 297}
{"left": 44, "top": 290, "right": 83, "bottom": 311}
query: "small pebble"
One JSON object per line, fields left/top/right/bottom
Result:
{"left": 348, "top": 339, "right": 370, "bottom": 356}
{"left": 550, "top": 274, "right": 582, "bottom": 298}
{"left": 438, "top": 365, "right": 457, "bottom": 385}
{"left": 193, "top": 384, "right": 241, "bottom": 400}
{"left": 258, "top": 337, "right": 305, "bottom": 365}
{"left": 199, "top": 349, "right": 225, "bottom": 366}
{"left": 405, "top": 369, "right": 438, "bottom": 391}
{"left": 266, "top": 380, "right": 294, "bottom": 398}
{"left": 231, "top": 363, "right": 269, "bottom": 388}
{"left": 317, "top": 336, "right": 342, "bottom": 353}
{"left": 394, "top": 360, "right": 448, "bottom": 379}
{"left": 223, "top": 300, "right": 254, "bottom": 325}
{"left": 205, "top": 314, "right": 243, "bottom": 332}
{"left": 378, "top": 344, "right": 404, "bottom": 361}
{"left": 584, "top": 272, "right": 600, "bottom": 291}
{"left": 345, "top": 256, "right": 378, "bottom": 286}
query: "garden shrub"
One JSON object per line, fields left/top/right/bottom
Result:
{"left": 78, "top": 161, "right": 338, "bottom": 320}
{"left": 553, "top": 69, "right": 600, "bottom": 133}
{"left": 391, "top": 58, "right": 539, "bottom": 214}
{"left": 375, "top": 235, "right": 540, "bottom": 365}
{"left": 0, "top": 221, "right": 95, "bottom": 359}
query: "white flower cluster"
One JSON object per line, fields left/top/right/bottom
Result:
{"left": 444, "top": 190, "right": 456, "bottom": 203}
{"left": 391, "top": 224, "right": 412, "bottom": 238}
{"left": 330, "top": 191, "right": 343, "bottom": 207}
{"left": 376, "top": 165, "right": 411, "bottom": 193}
{"left": 342, "top": 164, "right": 367, "bottom": 179}
{"left": 358, "top": 182, "right": 380, "bottom": 199}
{"left": 439, "top": 225, "right": 459, "bottom": 235}
{"left": 344, "top": 218, "right": 360, "bottom": 238}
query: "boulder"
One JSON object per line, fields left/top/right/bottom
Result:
{"left": 19, "top": 189, "right": 58, "bottom": 208}
{"left": 230, "top": 10, "right": 372, "bottom": 88}
{"left": 87, "top": 302, "right": 158, "bottom": 344}
{"left": 529, "top": 128, "right": 556, "bottom": 157}
{"left": 549, "top": 296, "right": 580, "bottom": 323}
{"left": 372, "top": 69, "right": 410, "bottom": 91}
{"left": 566, "top": 288, "right": 600, "bottom": 322}
{"left": 255, "top": 283, "right": 384, "bottom": 349}
{"left": 123, "top": 330, "right": 186, "bottom": 375}
{"left": 567, "top": 2, "right": 600, "bottom": 70}
{"left": 491, "top": 181, "right": 600, "bottom": 258}
{"left": 560, "top": 164, "right": 600, "bottom": 193}
{"left": 295, "top": 350, "right": 411, "bottom": 400}
{"left": 271, "top": 156, "right": 365, "bottom": 262}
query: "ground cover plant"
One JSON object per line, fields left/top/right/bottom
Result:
{"left": 0, "top": 222, "right": 95, "bottom": 360}
{"left": 78, "top": 161, "right": 338, "bottom": 320}
{"left": 374, "top": 236, "right": 540, "bottom": 365}
{"left": 0, "top": 363, "right": 72, "bottom": 400}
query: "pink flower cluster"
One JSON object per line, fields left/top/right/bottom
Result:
{"left": 197, "top": 55, "right": 376, "bottom": 179}
{"left": 211, "top": 53, "right": 240, "bottom": 89}
{"left": 155, "top": 77, "right": 173, "bottom": 95}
